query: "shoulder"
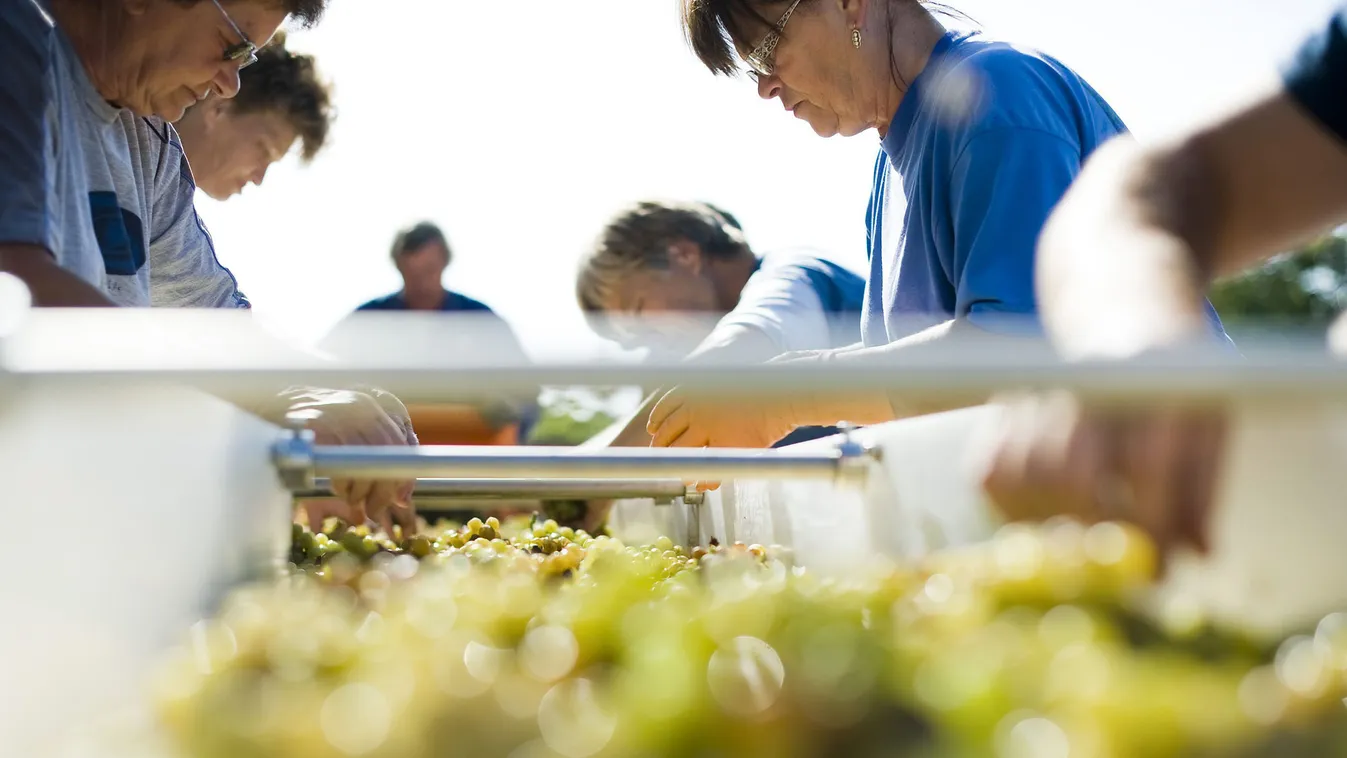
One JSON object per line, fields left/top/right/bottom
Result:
{"left": 356, "top": 293, "right": 403, "bottom": 311}
{"left": 1, "top": 0, "right": 60, "bottom": 100}
{"left": 927, "top": 34, "right": 1124, "bottom": 139}
{"left": 762, "top": 250, "right": 861, "bottom": 275}
{"left": 443, "top": 290, "right": 499, "bottom": 313}
{"left": 1284, "top": 6, "right": 1347, "bottom": 142}
{"left": 134, "top": 116, "right": 198, "bottom": 189}
{"left": 3, "top": 0, "right": 58, "bottom": 58}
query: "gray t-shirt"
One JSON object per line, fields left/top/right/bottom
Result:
{"left": 0, "top": 0, "right": 248, "bottom": 308}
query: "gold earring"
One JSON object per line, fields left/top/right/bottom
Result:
{"left": 852, "top": 27, "right": 861, "bottom": 48}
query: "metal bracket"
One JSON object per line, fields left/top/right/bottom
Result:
{"left": 833, "top": 422, "right": 879, "bottom": 483}
{"left": 685, "top": 489, "right": 703, "bottom": 549}
{"left": 272, "top": 415, "right": 317, "bottom": 492}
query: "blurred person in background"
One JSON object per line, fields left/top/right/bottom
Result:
{"left": 577, "top": 199, "right": 865, "bottom": 449}
{"left": 174, "top": 31, "right": 332, "bottom": 200}
{"left": 979, "top": 5, "right": 1347, "bottom": 555}
{"left": 0, "top": 0, "right": 415, "bottom": 532}
{"left": 644, "top": 0, "right": 1231, "bottom": 451}
{"left": 329, "top": 221, "right": 538, "bottom": 446}
{"left": 574, "top": 198, "right": 866, "bottom": 533}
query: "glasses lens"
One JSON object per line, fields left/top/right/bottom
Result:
{"left": 225, "top": 43, "right": 257, "bottom": 67}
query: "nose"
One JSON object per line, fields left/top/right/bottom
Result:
{"left": 249, "top": 163, "right": 269, "bottom": 187}
{"left": 755, "top": 73, "right": 781, "bottom": 101}
{"left": 212, "top": 66, "right": 242, "bottom": 99}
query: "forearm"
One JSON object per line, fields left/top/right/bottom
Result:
{"left": 1035, "top": 138, "right": 1216, "bottom": 359}
{"left": 686, "top": 324, "right": 780, "bottom": 364}
{"left": 0, "top": 245, "right": 118, "bottom": 306}
{"left": 1040, "top": 88, "right": 1347, "bottom": 359}
{"left": 787, "top": 321, "right": 989, "bottom": 427}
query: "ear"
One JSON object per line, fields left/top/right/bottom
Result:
{"left": 666, "top": 239, "right": 705, "bottom": 276}
{"left": 200, "top": 98, "right": 230, "bottom": 132}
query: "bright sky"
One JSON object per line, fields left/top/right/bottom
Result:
{"left": 197, "top": 0, "right": 1343, "bottom": 361}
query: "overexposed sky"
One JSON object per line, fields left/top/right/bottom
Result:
{"left": 197, "top": 0, "right": 1342, "bottom": 359}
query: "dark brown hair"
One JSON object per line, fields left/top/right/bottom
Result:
{"left": 230, "top": 32, "right": 333, "bottom": 161}
{"left": 177, "top": 0, "right": 328, "bottom": 28}
{"left": 390, "top": 222, "right": 452, "bottom": 265}
{"left": 576, "top": 200, "right": 752, "bottom": 336}
{"left": 681, "top": 0, "right": 972, "bottom": 77}
{"left": 682, "top": 0, "right": 783, "bottom": 76}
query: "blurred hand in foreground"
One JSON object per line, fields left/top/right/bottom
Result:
{"left": 268, "top": 386, "right": 419, "bottom": 530}
{"left": 977, "top": 390, "right": 1226, "bottom": 556}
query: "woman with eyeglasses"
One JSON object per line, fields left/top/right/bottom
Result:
{"left": 0, "top": 0, "right": 419, "bottom": 533}
{"left": 644, "top": 0, "right": 1230, "bottom": 450}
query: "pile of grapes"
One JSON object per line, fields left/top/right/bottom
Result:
{"left": 152, "top": 517, "right": 1347, "bottom": 758}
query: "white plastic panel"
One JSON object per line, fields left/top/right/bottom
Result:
{"left": 0, "top": 378, "right": 290, "bottom": 755}
{"left": 611, "top": 403, "right": 1347, "bottom": 638}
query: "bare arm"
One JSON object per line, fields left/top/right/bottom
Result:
{"left": 782, "top": 319, "right": 1045, "bottom": 427}
{"left": 0, "top": 244, "right": 118, "bottom": 306}
{"left": 584, "top": 325, "right": 786, "bottom": 449}
{"left": 1037, "top": 85, "right": 1347, "bottom": 358}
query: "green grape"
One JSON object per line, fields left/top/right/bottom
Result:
{"left": 211, "top": 519, "right": 1347, "bottom": 758}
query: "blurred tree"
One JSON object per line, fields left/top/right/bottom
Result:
{"left": 526, "top": 387, "right": 619, "bottom": 445}
{"left": 1208, "top": 234, "right": 1347, "bottom": 333}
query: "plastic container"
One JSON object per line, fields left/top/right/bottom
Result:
{"left": 612, "top": 402, "right": 1347, "bottom": 640}
{"left": 0, "top": 378, "right": 290, "bottom": 756}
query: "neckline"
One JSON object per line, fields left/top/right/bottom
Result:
{"left": 881, "top": 29, "right": 976, "bottom": 160}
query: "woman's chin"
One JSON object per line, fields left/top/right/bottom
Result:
{"left": 802, "top": 117, "right": 841, "bottom": 138}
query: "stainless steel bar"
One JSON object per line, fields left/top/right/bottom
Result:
{"left": 18, "top": 353, "right": 1347, "bottom": 404}
{"left": 294, "top": 477, "right": 690, "bottom": 501}
{"left": 301, "top": 444, "right": 856, "bottom": 482}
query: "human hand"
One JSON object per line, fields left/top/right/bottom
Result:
{"left": 977, "top": 390, "right": 1226, "bottom": 557}
{"left": 579, "top": 499, "right": 614, "bottom": 536}
{"left": 299, "top": 496, "right": 418, "bottom": 539}
{"left": 280, "top": 386, "right": 419, "bottom": 529}
{"left": 647, "top": 388, "right": 800, "bottom": 450}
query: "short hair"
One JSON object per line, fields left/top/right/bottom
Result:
{"left": 229, "top": 32, "right": 333, "bottom": 161}
{"left": 175, "top": 0, "right": 328, "bottom": 28}
{"left": 576, "top": 200, "right": 751, "bottom": 338}
{"left": 681, "top": 0, "right": 972, "bottom": 76}
{"left": 681, "top": 0, "right": 785, "bottom": 76}
{"left": 390, "top": 222, "right": 452, "bottom": 265}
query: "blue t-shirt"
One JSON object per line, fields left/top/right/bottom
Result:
{"left": 746, "top": 255, "right": 865, "bottom": 448}
{"left": 1285, "top": 4, "right": 1347, "bottom": 143}
{"left": 356, "top": 289, "right": 496, "bottom": 313}
{"left": 862, "top": 31, "right": 1229, "bottom": 344}
{"left": 791, "top": 256, "right": 867, "bottom": 347}
{"left": 716, "top": 253, "right": 865, "bottom": 352}
{"left": 347, "top": 289, "right": 538, "bottom": 436}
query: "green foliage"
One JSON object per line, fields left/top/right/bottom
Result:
{"left": 1209, "top": 235, "right": 1347, "bottom": 333}
{"left": 526, "top": 387, "right": 619, "bottom": 446}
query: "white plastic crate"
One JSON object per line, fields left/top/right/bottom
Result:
{"left": 612, "top": 401, "right": 1347, "bottom": 640}
{"left": 0, "top": 379, "right": 290, "bottom": 756}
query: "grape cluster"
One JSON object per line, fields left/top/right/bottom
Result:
{"left": 154, "top": 518, "right": 1347, "bottom": 758}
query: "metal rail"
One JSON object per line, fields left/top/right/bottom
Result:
{"left": 6, "top": 308, "right": 1347, "bottom": 403}
{"left": 273, "top": 430, "right": 875, "bottom": 491}
{"left": 18, "top": 352, "right": 1347, "bottom": 405}
{"left": 294, "top": 477, "right": 693, "bottom": 503}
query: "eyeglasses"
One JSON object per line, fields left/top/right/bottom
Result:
{"left": 211, "top": 0, "right": 258, "bottom": 70}
{"left": 745, "top": 0, "right": 805, "bottom": 79}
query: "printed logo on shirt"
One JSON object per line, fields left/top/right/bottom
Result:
{"left": 87, "top": 191, "right": 146, "bottom": 276}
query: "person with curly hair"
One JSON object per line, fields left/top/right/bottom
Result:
{"left": 175, "top": 31, "right": 332, "bottom": 200}
{"left": 0, "top": 0, "right": 416, "bottom": 531}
